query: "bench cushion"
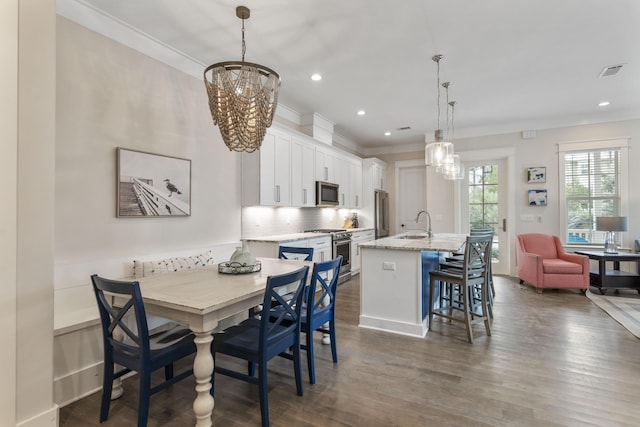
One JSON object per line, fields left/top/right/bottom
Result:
{"left": 134, "top": 251, "right": 215, "bottom": 277}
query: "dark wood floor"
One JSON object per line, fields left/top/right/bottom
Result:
{"left": 59, "top": 275, "right": 640, "bottom": 426}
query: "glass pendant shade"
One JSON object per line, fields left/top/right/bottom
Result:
{"left": 443, "top": 154, "right": 465, "bottom": 180}
{"left": 425, "top": 140, "right": 454, "bottom": 166}
{"left": 204, "top": 61, "right": 280, "bottom": 152}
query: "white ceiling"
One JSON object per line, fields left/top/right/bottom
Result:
{"left": 60, "top": 0, "right": 640, "bottom": 153}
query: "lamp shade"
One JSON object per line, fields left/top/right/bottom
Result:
{"left": 595, "top": 216, "right": 628, "bottom": 232}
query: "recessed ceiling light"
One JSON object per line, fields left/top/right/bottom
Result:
{"left": 384, "top": 132, "right": 391, "bottom": 136}
{"left": 310, "top": 73, "right": 322, "bottom": 81}
{"left": 598, "top": 101, "right": 610, "bottom": 107}
{"left": 357, "top": 110, "right": 366, "bottom": 116}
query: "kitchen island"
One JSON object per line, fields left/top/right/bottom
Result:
{"left": 359, "top": 233, "right": 466, "bottom": 337}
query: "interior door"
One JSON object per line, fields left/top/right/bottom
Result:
{"left": 396, "top": 161, "right": 427, "bottom": 235}
{"left": 460, "top": 159, "right": 508, "bottom": 275}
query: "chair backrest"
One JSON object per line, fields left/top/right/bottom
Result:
{"left": 260, "top": 266, "right": 310, "bottom": 351}
{"left": 518, "top": 233, "right": 559, "bottom": 259}
{"left": 278, "top": 246, "right": 315, "bottom": 261}
{"left": 462, "top": 234, "right": 493, "bottom": 278}
{"left": 91, "top": 274, "right": 151, "bottom": 360}
{"left": 306, "top": 256, "right": 342, "bottom": 325}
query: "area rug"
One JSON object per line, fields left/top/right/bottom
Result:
{"left": 585, "top": 290, "right": 640, "bottom": 339}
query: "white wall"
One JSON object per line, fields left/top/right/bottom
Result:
{"left": 454, "top": 119, "right": 640, "bottom": 248}
{"left": 55, "top": 17, "right": 242, "bottom": 289}
{"left": 1, "top": 0, "right": 19, "bottom": 425}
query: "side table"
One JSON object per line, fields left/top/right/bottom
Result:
{"left": 575, "top": 250, "right": 640, "bottom": 295}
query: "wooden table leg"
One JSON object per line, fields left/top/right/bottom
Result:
{"left": 192, "top": 331, "right": 214, "bottom": 427}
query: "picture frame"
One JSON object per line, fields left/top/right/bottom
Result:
{"left": 116, "top": 147, "right": 191, "bottom": 217}
{"left": 528, "top": 189, "right": 547, "bottom": 206}
{"left": 527, "top": 166, "right": 546, "bottom": 183}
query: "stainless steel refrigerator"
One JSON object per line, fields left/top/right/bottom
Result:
{"left": 374, "top": 190, "right": 389, "bottom": 238}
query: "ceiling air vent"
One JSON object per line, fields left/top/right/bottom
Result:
{"left": 598, "top": 64, "right": 624, "bottom": 78}
{"left": 397, "top": 126, "right": 411, "bottom": 131}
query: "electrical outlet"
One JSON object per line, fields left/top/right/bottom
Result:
{"left": 383, "top": 262, "right": 396, "bottom": 271}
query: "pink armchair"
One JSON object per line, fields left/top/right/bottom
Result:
{"left": 516, "top": 233, "right": 589, "bottom": 293}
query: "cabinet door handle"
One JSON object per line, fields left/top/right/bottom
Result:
{"left": 303, "top": 188, "right": 307, "bottom": 204}
{"left": 502, "top": 218, "right": 507, "bottom": 232}
{"left": 341, "top": 194, "right": 345, "bottom": 206}
{"left": 355, "top": 195, "right": 359, "bottom": 206}
{"left": 324, "top": 166, "right": 328, "bottom": 181}
{"left": 275, "top": 185, "right": 280, "bottom": 203}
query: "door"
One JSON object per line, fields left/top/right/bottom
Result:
{"left": 396, "top": 161, "right": 427, "bottom": 235}
{"left": 460, "top": 159, "right": 509, "bottom": 275}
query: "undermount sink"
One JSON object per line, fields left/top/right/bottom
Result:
{"left": 396, "top": 234, "right": 429, "bottom": 240}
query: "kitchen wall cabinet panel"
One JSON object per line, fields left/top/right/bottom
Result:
{"left": 242, "top": 129, "right": 291, "bottom": 206}
{"left": 291, "top": 138, "right": 316, "bottom": 207}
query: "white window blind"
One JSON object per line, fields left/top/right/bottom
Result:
{"left": 558, "top": 138, "right": 628, "bottom": 246}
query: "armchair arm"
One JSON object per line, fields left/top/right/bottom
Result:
{"left": 517, "top": 251, "right": 544, "bottom": 285}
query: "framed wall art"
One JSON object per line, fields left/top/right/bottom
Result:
{"left": 528, "top": 189, "right": 547, "bottom": 206}
{"left": 527, "top": 166, "right": 546, "bottom": 183}
{"left": 117, "top": 147, "right": 191, "bottom": 217}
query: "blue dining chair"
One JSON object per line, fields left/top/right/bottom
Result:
{"left": 278, "top": 245, "right": 315, "bottom": 261}
{"left": 269, "top": 255, "right": 342, "bottom": 384}
{"left": 211, "top": 266, "right": 309, "bottom": 427}
{"left": 91, "top": 274, "right": 197, "bottom": 427}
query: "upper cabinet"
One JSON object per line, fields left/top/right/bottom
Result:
{"left": 242, "top": 125, "right": 363, "bottom": 208}
{"left": 315, "top": 146, "right": 336, "bottom": 183}
{"left": 242, "top": 128, "right": 291, "bottom": 206}
{"left": 291, "top": 137, "right": 315, "bottom": 207}
{"left": 364, "top": 157, "right": 387, "bottom": 191}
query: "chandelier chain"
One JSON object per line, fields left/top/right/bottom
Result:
{"left": 241, "top": 16, "right": 246, "bottom": 61}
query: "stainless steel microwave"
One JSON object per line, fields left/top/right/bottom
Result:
{"left": 316, "top": 181, "right": 339, "bottom": 206}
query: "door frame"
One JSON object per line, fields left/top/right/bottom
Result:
{"left": 456, "top": 148, "right": 516, "bottom": 276}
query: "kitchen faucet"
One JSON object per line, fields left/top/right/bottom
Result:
{"left": 415, "top": 210, "right": 433, "bottom": 238}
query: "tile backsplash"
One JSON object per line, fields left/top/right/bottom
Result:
{"left": 241, "top": 207, "right": 360, "bottom": 239}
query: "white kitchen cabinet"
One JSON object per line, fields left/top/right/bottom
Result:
{"left": 307, "top": 235, "right": 332, "bottom": 263}
{"left": 334, "top": 156, "right": 349, "bottom": 208}
{"left": 315, "top": 146, "right": 336, "bottom": 183}
{"left": 350, "top": 160, "right": 363, "bottom": 208}
{"left": 291, "top": 138, "right": 316, "bottom": 207}
{"left": 372, "top": 161, "right": 387, "bottom": 191}
{"left": 241, "top": 128, "right": 291, "bottom": 206}
{"left": 350, "top": 229, "right": 375, "bottom": 275}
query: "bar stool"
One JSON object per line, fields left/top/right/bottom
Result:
{"left": 429, "top": 234, "right": 492, "bottom": 343}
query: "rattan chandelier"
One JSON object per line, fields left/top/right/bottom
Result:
{"left": 204, "top": 6, "right": 281, "bottom": 153}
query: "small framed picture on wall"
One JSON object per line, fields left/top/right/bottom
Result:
{"left": 527, "top": 166, "right": 546, "bottom": 183}
{"left": 528, "top": 189, "right": 547, "bottom": 206}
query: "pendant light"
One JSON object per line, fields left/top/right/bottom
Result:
{"left": 204, "top": 6, "right": 281, "bottom": 153}
{"left": 443, "top": 100, "right": 465, "bottom": 180}
{"left": 425, "top": 54, "right": 454, "bottom": 166}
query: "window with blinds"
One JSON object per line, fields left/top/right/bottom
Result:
{"left": 564, "top": 149, "right": 621, "bottom": 244}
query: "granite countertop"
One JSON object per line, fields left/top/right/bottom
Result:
{"left": 243, "top": 228, "right": 374, "bottom": 244}
{"left": 359, "top": 233, "right": 467, "bottom": 252}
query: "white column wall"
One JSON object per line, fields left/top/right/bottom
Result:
{"left": 0, "top": 0, "right": 19, "bottom": 425}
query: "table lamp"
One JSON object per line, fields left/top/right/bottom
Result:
{"left": 595, "top": 216, "right": 628, "bottom": 254}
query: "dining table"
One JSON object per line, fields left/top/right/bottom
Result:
{"left": 113, "top": 257, "right": 313, "bottom": 427}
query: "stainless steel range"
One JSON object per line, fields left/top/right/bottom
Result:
{"left": 305, "top": 228, "right": 352, "bottom": 284}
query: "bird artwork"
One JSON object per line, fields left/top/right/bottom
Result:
{"left": 164, "top": 179, "right": 182, "bottom": 197}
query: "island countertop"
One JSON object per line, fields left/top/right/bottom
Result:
{"left": 359, "top": 233, "right": 466, "bottom": 252}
